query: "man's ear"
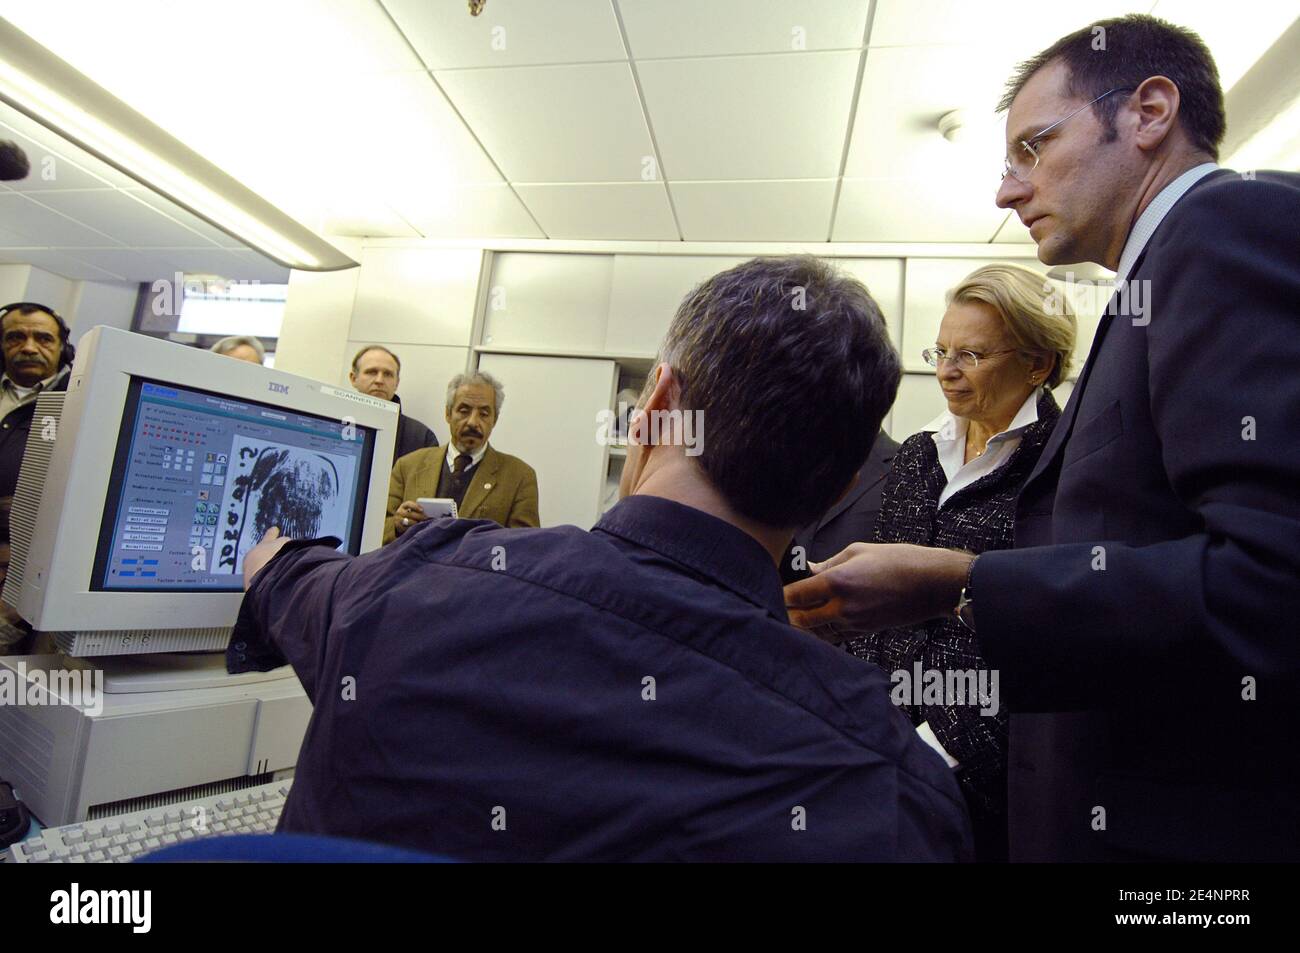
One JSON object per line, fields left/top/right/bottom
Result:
{"left": 629, "top": 363, "right": 676, "bottom": 446}
{"left": 348, "top": 370, "right": 357, "bottom": 386}
{"left": 1132, "top": 75, "right": 1180, "bottom": 153}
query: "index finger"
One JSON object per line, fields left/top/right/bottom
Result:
{"left": 783, "top": 572, "right": 835, "bottom": 610}
{"left": 787, "top": 600, "right": 844, "bottom": 631}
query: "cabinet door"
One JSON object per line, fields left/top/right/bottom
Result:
{"left": 476, "top": 353, "right": 616, "bottom": 529}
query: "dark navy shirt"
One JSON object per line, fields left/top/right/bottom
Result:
{"left": 233, "top": 495, "right": 972, "bottom": 861}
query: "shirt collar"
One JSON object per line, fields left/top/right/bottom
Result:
{"left": 1114, "top": 162, "right": 1219, "bottom": 285}
{"left": 924, "top": 385, "right": 1043, "bottom": 448}
{"left": 2, "top": 364, "right": 67, "bottom": 394}
{"left": 446, "top": 442, "right": 488, "bottom": 471}
{"left": 594, "top": 495, "right": 787, "bottom": 621}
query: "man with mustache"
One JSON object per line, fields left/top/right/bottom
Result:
{"left": 0, "top": 302, "right": 74, "bottom": 654}
{"left": 384, "top": 370, "right": 539, "bottom": 540}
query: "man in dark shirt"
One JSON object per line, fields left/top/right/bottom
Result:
{"left": 0, "top": 303, "right": 73, "bottom": 655}
{"left": 233, "top": 256, "right": 972, "bottom": 862}
{"left": 348, "top": 345, "right": 438, "bottom": 466}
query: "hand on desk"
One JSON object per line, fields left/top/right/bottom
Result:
{"left": 783, "top": 542, "right": 975, "bottom": 632}
{"left": 243, "top": 527, "right": 292, "bottom": 590}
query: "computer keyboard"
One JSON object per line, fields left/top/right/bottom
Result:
{"left": 6, "top": 778, "right": 292, "bottom": 864}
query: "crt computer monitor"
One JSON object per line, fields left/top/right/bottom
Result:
{"left": 6, "top": 325, "right": 397, "bottom": 644}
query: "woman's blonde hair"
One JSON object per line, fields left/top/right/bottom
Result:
{"left": 945, "top": 264, "right": 1077, "bottom": 389}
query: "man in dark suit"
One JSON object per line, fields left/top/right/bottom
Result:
{"left": 785, "top": 14, "right": 1300, "bottom": 861}
{"left": 779, "top": 430, "right": 898, "bottom": 586}
{"left": 348, "top": 345, "right": 438, "bottom": 466}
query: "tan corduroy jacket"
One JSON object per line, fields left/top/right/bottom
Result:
{"left": 383, "top": 444, "right": 540, "bottom": 543}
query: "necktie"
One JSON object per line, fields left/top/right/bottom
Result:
{"left": 454, "top": 453, "right": 471, "bottom": 474}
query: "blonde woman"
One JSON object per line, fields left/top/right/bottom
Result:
{"left": 844, "top": 263, "right": 1076, "bottom": 862}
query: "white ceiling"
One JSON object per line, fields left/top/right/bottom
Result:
{"left": 0, "top": 0, "right": 1294, "bottom": 272}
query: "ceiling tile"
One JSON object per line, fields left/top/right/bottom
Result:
{"left": 401, "top": 183, "right": 544, "bottom": 239}
{"left": 638, "top": 51, "right": 860, "bottom": 179}
{"left": 514, "top": 182, "right": 678, "bottom": 240}
{"left": 619, "top": 0, "right": 869, "bottom": 58}
{"left": 845, "top": 45, "right": 1011, "bottom": 180}
{"left": 320, "top": 207, "right": 420, "bottom": 239}
{"left": 383, "top": 0, "right": 625, "bottom": 68}
{"left": 34, "top": 189, "right": 220, "bottom": 248}
{"left": 0, "top": 192, "right": 121, "bottom": 246}
{"left": 226, "top": 250, "right": 291, "bottom": 284}
{"left": 0, "top": 105, "right": 138, "bottom": 188}
{"left": 435, "top": 62, "right": 655, "bottom": 182}
{"left": 671, "top": 179, "right": 835, "bottom": 240}
{"left": 0, "top": 123, "right": 116, "bottom": 192}
{"left": 833, "top": 177, "right": 1007, "bottom": 242}
{"left": 869, "top": 0, "right": 1139, "bottom": 53}
{"left": 124, "top": 188, "right": 249, "bottom": 248}
{"left": 53, "top": 247, "right": 181, "bottom": 282}
{"left": 0, "top": 247, "right": 124, "bottom": 281}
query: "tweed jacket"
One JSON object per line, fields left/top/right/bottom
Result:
{"left": 844, "top": 388, "right": 1061, "bottom": 817}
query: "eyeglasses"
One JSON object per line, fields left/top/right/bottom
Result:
{"left": 922, "top": 347, "right": 1018, "bottom": 370}
{"left": 1001, "top": 87, "right": 1134, "bottom": 184}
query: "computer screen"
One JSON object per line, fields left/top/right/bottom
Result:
{"left": 91, "top": 377, "right": 376, "bottom": 592}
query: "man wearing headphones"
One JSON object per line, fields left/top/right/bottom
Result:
{"left": 0, "top": 302, "right": 75, "bottom": 654}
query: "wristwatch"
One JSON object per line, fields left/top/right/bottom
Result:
{"left": 954, "top": 555, "right": 977, "bottom": 633}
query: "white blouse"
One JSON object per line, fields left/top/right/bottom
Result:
{"left": 925, "top": 386, "right": 1043, "bottom": 508}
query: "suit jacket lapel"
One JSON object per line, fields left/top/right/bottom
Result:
{"left": 424, "top": 445, "right": 449, "bottom": 498}
{"left": 458, "top": 446, "right": 501, "bottom": 517}
{"left": 816, "top": 438, "right": 895, "bottom": 531}
{"left": 1022, "top": 287, "right": 1123, "bottom": 490}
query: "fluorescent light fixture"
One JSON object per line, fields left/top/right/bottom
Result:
{"left": 0, "top": 16, "right": 356, "bottom": 272}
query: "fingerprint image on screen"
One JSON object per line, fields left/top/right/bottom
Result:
{"left": 215, "top": 436, "right": 358, "bottom": 574}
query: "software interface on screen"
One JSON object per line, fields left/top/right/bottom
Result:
{"left": 92, "top": 378, "right": 376, "bottom": 591}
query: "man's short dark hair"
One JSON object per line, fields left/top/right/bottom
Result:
{"left": 352, "top": 345, "right": 401, "bottom": 374}
{"left": 658, "top": 255, "right": 900, "bottom": 529}
{"left": 997, "top": 14, "right": 1225, "bottom": 159}
{"left": 0, "top": 302, "right": 75, "bottom": 369}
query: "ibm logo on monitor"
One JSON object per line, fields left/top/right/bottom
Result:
{"left": 268, "top": 382, "right": 289, "bottom": 394}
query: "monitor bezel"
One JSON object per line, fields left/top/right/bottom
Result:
{"left": 14, "top": 325, "right": 398, "bottom": 632}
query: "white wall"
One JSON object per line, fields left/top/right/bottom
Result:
{"left": 277, "top": 240, "right": 482, "bottom": 445}
{"left": 0, "top": 264, "right": 138, "bottom": 348}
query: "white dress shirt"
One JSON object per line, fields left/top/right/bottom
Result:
{"left": 925, "top": 385, "right": 1044, "bottom": 509}
{"left": 1113, "top": 162, "right": 1219, "bottom": 286}
{"left": 444, "top": 442, "right": 487, "bottom": 474}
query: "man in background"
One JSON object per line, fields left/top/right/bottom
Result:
{"left": 233, "top": 256, "right": 970, "bottom": 861}
{"left": 385, "top": 370, "right": 538, "bottom": 539}
{"left": 210, "top": 335, "right": 265, "bottom": 364}
{"left": 348, "top": 345, "right": 438, "bottom": 467}
{"left": 0, "top": 302, "right": 74, "bottom": 654}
